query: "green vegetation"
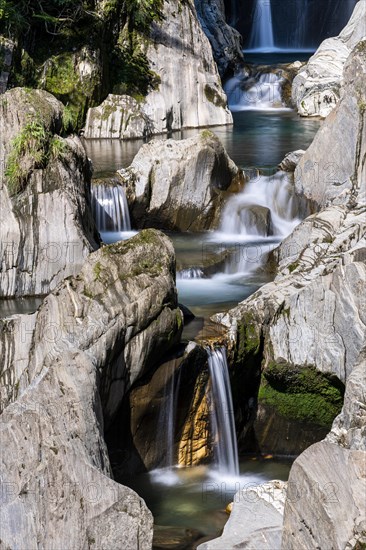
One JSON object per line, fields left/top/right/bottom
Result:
{"left": 0, "top": 0, "right": 164, "bottom": 130}
{"left": 259, "top": 362, "right": 344, "bottom": 427}
{"left": 237, "top": 311, "right": 261, "bottom": 362}
{"left": 204, "top": 84, "right": 226, "bottom": 108}
{"left": 5, "top": 117, "right": 69, "bottom": 195}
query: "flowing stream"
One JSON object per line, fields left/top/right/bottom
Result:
{"left": 84, "top": 52, "right": 323, "bottom": 548}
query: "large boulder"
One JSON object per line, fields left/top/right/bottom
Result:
{"left": 292, "top": 1, "right": 366, "bottom": 117}
{"left": 0, "top": 88, "right": 99, "bottom": 297}
{"left": 119, "top": 131, "right": 244, "bottom": 231}
{"left": 83, "top": 0, "right": 232, "bottom": 139}
{"left": 194, "top": 0, "right": 244, "bottom": 78}
{"left": 0, "top": 229, "right": 182, "bottom": 548}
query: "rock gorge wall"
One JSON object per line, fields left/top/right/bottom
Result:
{"left": 206, "top": 40, "right": 366, "bottom": 550}
{"left": 292, "top": 0, "right": 366, "bottom": 117}
{"left": 194, "top": 0, "right": 244, "bottom": 78}
{"left": 0, "top": 230, "right": 182, "bottom": 548}
{"left": 107, "top": 342, "right": 212, "bottom": 477}
{"left": 1, "top": 0, "right": 233, "bottom": 138}
{"left": 0, "top": 88, "right": 99, "bottom": 297}
{"left": 83, "top": 0, "right": 233, "bottom": 139}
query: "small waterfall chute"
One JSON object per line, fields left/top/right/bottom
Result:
{"left": 220, "top": 172, "right": 301, "bottom": 239}
{"left": 91, "top": 181, "right": 131, "bottom": 233}
{"left": 215, "top": 171, "right": 303, "bottom": 274}
{"left": 225, "top": 70, "right": 289, "bottom": 111}
{"left": 177, "top": 267, "right": 204, "bottom": 280}
{"left": 206, "top": 347, "right": 239, "bottom": 476}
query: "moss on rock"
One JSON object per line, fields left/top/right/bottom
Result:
{"left": 259, "top": 362, "right": 345, "bottom": 427}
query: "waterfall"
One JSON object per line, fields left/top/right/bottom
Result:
{"left": 215, "top": 171, "right": 303, "bottom": 274}
{"left": 157, "top": 363, "right": 182, "bottom": 469}
{"left": 91, "top": 182, "right": 131, "bottom": 233}
{"left": 249, "top": 0, "right": 275, "bottom": 52}
{"left": 220, "top": 172, "right": 300, "bottom": 238}
{"left": 206, "top": 347, "right": 239, "bottom": 476}
{"left": 177, "top": 267, "right": 204, "bottom": 280}
{"left": 225, "top": 70, "right": 288, "bottom": 111}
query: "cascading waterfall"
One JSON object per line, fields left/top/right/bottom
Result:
{"left": 220, "top": 172, "right": 301, "bottom": 238}
{"left": 225, "top": 70, "right": 288, "bottom": 111}
{"left": 91, "top": 182, "right": 131, "bottom": 233}
{"left": 215, "top": 171, "right": 303, "bottom": 275}
{"left": 206, "top": 347, "right": 239, "bottom": 476}
{"left": 177, "top": 267, "right": 204, "bottom": 280}
{"left": 239, "top": 0, "right": 358, "bottom": 52}
{"left": 248, "top": 0, "right": 275, "bottom": 52}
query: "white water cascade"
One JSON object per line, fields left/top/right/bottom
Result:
{"left": 225, "top": 70, "right": 288, "bottom": 111}
{"left": 220, "top": 172, "right": 301, "bottom": 238}
{"left": 206, "top": 347, "right": 239, "bottom": 476}
{"left": 212, "top": 171, "right": 304, "bottom": 275}
{"left": 177, "top": 268, "right": 204, "bottom": 280}
{"left": 91, "top": 182, "right": 131, "bottom": 233}
{"left": 249, "top": 0, "right": 275, "bottom": 52}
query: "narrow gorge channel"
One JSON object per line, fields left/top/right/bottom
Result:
{"left": 0, "top": 1, "right": 364, "bottom": 549}
{"left": 83, "top": 56, "right": 322, "bottom": 546}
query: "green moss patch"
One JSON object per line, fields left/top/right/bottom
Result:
{"left": 204, "top": 84, "right": 226, "bottom": 108}
{"left": 259, "top": 362, "right": 344, "bottom": 427}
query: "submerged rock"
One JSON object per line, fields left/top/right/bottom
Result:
{"left": 0, "top": 88, "right": 99, "bottom": 297}
{"left": 292, "top": 1, "right": 366, "bottom": 117}
{"left": 0, "top": 229, "right": 181, "bottom": 548}
{"left": 119, "top": 131, "right": 243, "bottom": 231}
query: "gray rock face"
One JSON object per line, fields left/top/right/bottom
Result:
{"left": 282, "top": 440, "right": 366, "bottom": 550}
{"left": 327, "top": 350, "right": 366, "bottom": 451}
{"left": 84, "top": 0, "right": 232, "bottom": 139}
{"left": 198, "top": 481, "right": 287, "bottom": 550}
{"left": 84, "top": 94, "right": 153, "bottom": 140}
{"left": 295, "top": 41, "right": 366, "bottom": 208}
{"left": 194, "top": 0, "right": 244, "bottom": 78}
{"left": 292, "top": 0, "right": 366, "bottom": 117}
{"left": 281, "top": 351, "right": 366, "bottom": 550}
{"left": 0, "top": 229, "right": 181, "bottom": 549}
{"left": 119, "top": 131, "right": 243, "bottom": 231}
{"left": 0, "top": 88, "right": 99, "bottom": 297}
